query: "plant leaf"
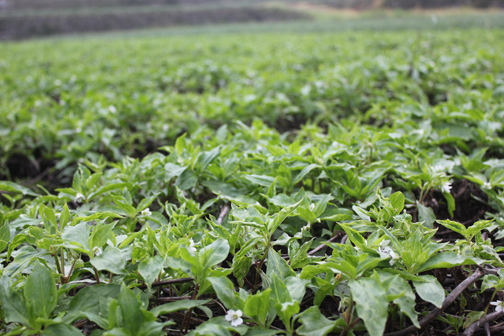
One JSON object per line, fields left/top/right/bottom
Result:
{"left": 349, "top": 277, "right": 388, "bottom": 336}
{"left": 413, "top": 275, "right": 445, "bottom": 308}
{"left": 297, "top": 306, "right": 335, "bottom": 336}
{"left": 24, "top": 261, "right": 58, "bottom": 321}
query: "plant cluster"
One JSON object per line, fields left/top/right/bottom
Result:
{"left": 1, "top": 29, "right": 504, "bottom": 335}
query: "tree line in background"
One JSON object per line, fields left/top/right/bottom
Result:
{"left": 327, "top": 0, "right": 500, "bottom": 9}
{"left": 1, "top": 0, "right": 501, "bottom": 11}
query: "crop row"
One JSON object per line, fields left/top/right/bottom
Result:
{"left": 1, "top": 29, "right": 504, "bottom": 335}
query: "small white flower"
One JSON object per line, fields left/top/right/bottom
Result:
{"left": 388, "top": 250, "right": 400, "bottom": 266}
{"left": 490, "top": 300, "right": 504, "bottom": 313}
{"left": 483, "top": 182, "right": 492, "bottom": 190}
{"left": 141, "top": 208, "right": 151, "bottom": 217}
{"left": 378, "top": 245, "right": 391, "bottom": 259}
{"left": 310, "top": 203, "right": 315, "bottom": 211}
{"left": 93, "top": 247, "right": 103, "bottom": 257}
{"left": 378, "top": 240, "right": 400, "bottom": 265}
{"left": 302, "top": 224, "right": 311, "bottom": 232}
{"left": 379, "top": 240, "right": 390, "bottom": 247}
{"left": 188, "top": 239, "right": 197, "bottom": 253}
{"left": 75, "top": 193, "right": 85, "bottom": 203}
{"left": 441, "top": 182, "right": 452, "bottom": 194}
{"left": 225, "top": 309, "right": 243, "bottom": 327}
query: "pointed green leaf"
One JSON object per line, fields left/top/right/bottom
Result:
{"left": 176, "top": 168, "right": 198, "bottom": 191}
{"left": 297, "top": 306, "right": 335, "bottom": 336}
{"left": 118, "top": 284, "right": 143, "bottom": 334}
{"left": 417, "top": 252, "right": 483, "bottom": 273}
{"left": 413, "top": 275, "right": 445, "bottom": 308}
{"left": 199, "top": 238, "right": 230, "bottom": 269}
{"left": 61, "top": 222, "right": 91, "bottom": 253}
{"left": 0, "top": 275, "right": 30, "bottom": 326}
{"left": 0, "top": 222, "right": 10, "bottom": 252}
{"left": 67, "top": 285, "right": 121, "bottom": 322}
{"left": 244, "top": 289, "right": 271, "bottom": 327}
{"left": 90, "top": 247, "right": 127, "bottom": 275}
{"left": 43, "top": 324, "right": 84, "bottom": 336}
{"left": 417, "top": 203, "right": 435, "bottom": 229}
{"left": 267, "top": 248, "right": 295, "bottom": 280}
{"left": 378, "top": 272, "right": 419, "bottom": 328}
{"left": 293, "top": 164, "right": 320, "bottom": 184}
{"left": 390, "top": 192, "right": 405, "bottom": 213}
{"left": 60, "top": 203, "right": 70, "bottom": 231}
{"left": 24, "top": 262, "right": 57, "bottom": 321}
{"left": 138, "top": 255, "right": 164, "bottom": 291}
{"left": 207, "top": 277, "right": 236, "bottom": 309}
{"left": 349, "top": 277, "right": 388, "bottom": 336}
{"left": 150, "top": 299, "right": 211, "bottom": 317}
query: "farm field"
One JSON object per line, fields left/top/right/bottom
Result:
{"left": 1, "top": 21, "right": 504, "bottom": 336}
{"left": 2, "top": 3, "right": 504, "bottom": 40}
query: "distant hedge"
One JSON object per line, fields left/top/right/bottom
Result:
{"left": 0, "top": 7, "right": 310, "bottom": 40}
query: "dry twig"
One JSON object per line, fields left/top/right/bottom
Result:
{"left": 462, "top": 311, "right": 504, "bottom": 336}
{"left": 385, "top": 268, "right": 484, "bottom": 336}
{"left": 138, "top": 277, "right": 193, "bottom": 289}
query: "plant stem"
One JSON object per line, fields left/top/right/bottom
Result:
{"left": 181, "top": 283, "right": 199, "bottom": 334}
{"left": 60, "top": 248, "right": 65, "bottom": 277}
{"left": 253, "top": 243, "right": 270, "bottom": 292}
{"left": 93, "top": 266, "right": 101, "bottom": 285}
{"left": 65, "top": 258, "right": 78, "bottom": 283}
{"left": 345, "top": 293, "right": 354, "bottom": 327}
{"left": 51, "top": 246, "right": 65, "bottom": 283}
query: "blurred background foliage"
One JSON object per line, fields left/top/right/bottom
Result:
{"left": 0, "top": 0, "right": 502, "bottom": 40}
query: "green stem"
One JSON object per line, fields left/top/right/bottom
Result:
{"left": 345, "top": 294, "right": 354, "bottom": 330}
{"left": 51, "top": 246, "right": 65, "bottom": 284}
{"left": 253, "top": 242, "right": 270, "bottom": 292}
{"left": 60, "top": 248, "right": 65, "bottom": 278}
{"left": 484, "top": 290, "right": 499, "bottom": 314}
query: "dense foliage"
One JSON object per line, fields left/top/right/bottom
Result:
{"left": 1, "top": 28, "right": 504, "bottom": 335}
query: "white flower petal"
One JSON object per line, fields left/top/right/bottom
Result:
{"left": 225, "top": 309, "right": 243, "bottom": 326}
{"left": 441, "top": 182, "right": 452, "bottom": 194}
{"left": 225, "top": 310, "right": 235, "bottom": 321}
{"left": 75, "top": 193, "right": 85, "bottom": 203}
{"left": 231, "top": 317, "right": 243, "bottom": 327}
